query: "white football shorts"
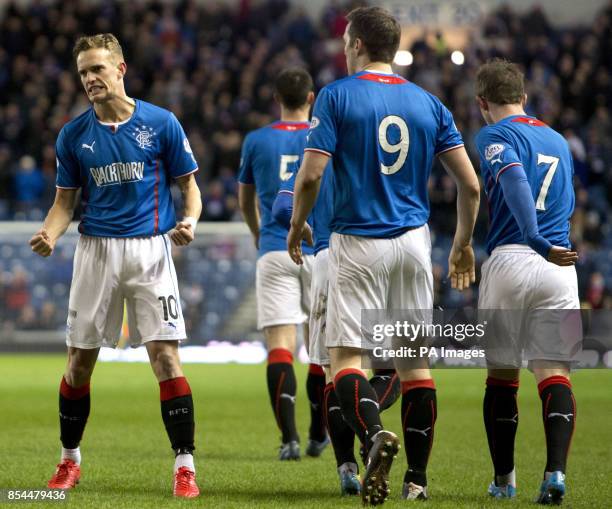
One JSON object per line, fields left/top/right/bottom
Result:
{"left": 478, "top": 244, "right": 581, "bottom": 367}
{"left": 66, "top": 234, "right": 186, "bottom": 349}
{"left": 308, "top": 248, "right": 330, "bottom": 366}
{"left": 255, "top": 250, "right": 313, "bottom": 330}
{"left": 326, "top": 226, "right": 434, "bottom": 351}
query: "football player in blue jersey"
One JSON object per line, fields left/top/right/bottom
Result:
{"left": 273, "top": 135, "right": 401, "bottom": 497}
{"left": 475, "top": 59, "right": 579, "bottom": 505}
{"left": 29, "top": 34, "right": 201, "bottom": 498}
{"left": 287, "top": 7, "right": 480, "bottom": 504}
{"left": 238, "top": 68, "right": 328, "bottom": 461}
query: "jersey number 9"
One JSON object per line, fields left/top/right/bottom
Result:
{"left": 379, "top": 115, "right": 409, "bottom": 175}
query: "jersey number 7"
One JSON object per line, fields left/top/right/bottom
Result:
{"left": 535, "top": 153, "right": 560, "bottom": 211}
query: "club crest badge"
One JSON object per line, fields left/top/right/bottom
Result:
{"left": 133, "top": 125, "right": 156, "bottom": 149}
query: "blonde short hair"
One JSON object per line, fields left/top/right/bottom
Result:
{"left": 72, "top": 33, "right": 124, "bottom": 62}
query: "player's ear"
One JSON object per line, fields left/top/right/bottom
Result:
{"left": 117, "top": 61, "right": 127, "bottom": 79}
{"left": 355, "top": 37, "right": 365, "bottom": 56}
{"left": 273, "top": 92, "right": 281, "bottom": 105}
{"left": 522, "top": 93, "right": 527, "bottom": 107}
{"left": 306, "top": 91, "right": 315, "bottom": 106}
{"left": 476, "top": 96, "right": 488, "bottom": 111}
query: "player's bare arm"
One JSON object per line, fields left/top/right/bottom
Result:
{"left": 170, "top": 173, "right": 201, "bottom": 247}
{"left": 29, "top": 188, "right": 78, "bottom": 257}
{"left": 287, "top": 151, "right": 326, "bottom": 264}
{"left": 238, "top": 183, "right": 260, "bottom": 249}
{"left": 439, "top": 146, "right": 480, "bottom": 290}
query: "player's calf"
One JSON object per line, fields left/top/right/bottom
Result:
{"left": 484, "top": 376, "right": 520, "bottom": 494}
{"left": 369, "top": 369, "right": 400, "bottom": 412}
{"left": 538, "top": 376, "right": 575, "bottom": 473}
{"left": 267, "top": 348, "right": 300, "bottom": 455}
{"left": 400, "top": 379, "right": 437, "bottom": 496}
{"left": 159, "top": 376, "right": 200, "bottom": 497}
{"left": 306, "top": 363, "right": 328, "bottom": 456}
{"left": 47, "top": 376, "right": 90, "bottom": 489}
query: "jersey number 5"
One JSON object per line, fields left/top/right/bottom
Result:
{"left": 535, "top": 153, "right": 560, "bottom": 210}
{"left": 379, "top": 115, "right": 409, "bottom": 175}
{"left": 279, "top": 155, "right": 299, "bottom": 181}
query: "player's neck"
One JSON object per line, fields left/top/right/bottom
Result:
{"left": 280, "top": 106, "right": 310, "bottom": 123}
{"left": 359, "top": 62, "right": 393, "bottom": 74}
{"left": 489, "top": 104, "right": 526, "bottom": 124}
{"left": 93, "top": 94, "right": 136, "bottom": 123}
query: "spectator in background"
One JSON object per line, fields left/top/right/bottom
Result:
{"left": 12, "top": 155, "right": 46, "bottom": 217}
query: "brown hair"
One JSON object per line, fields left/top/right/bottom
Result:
{"left": 476, "top": 59, "right": 525, "bottom": 105}
{"left": 274, "top": 67, "right": 314, "bottom": 110}
{"left": 72, "top": 33, "right": 124, "bottom": 61}
{"left": 346, "top": 7, "right": 401, "bottom": 64}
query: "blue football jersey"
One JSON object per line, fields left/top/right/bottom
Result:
{"left": 238, "top": 121, "right": 315, "bottom": 257}
{"left": 278, "top": 160, "right": 334, "bottom": 255}
{"left": 56, "top": 100, "right": 198, "bottom": 237}
{"left": 476, "top": 115, "right": 574, "bottom": 254}
{"left": 305, "top": 71, "right": 464, "bottom": 238}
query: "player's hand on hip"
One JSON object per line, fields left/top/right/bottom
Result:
{"left": 448, "top": 243, "right": 476, "bottom": 291}
{"left": 287, "top": 223, "right": 313, "bottom": 265}
{"left": 29, "top": 229, "right": 54, "bottom": 257}
{"left": 547, "top": 246, "right": 578, "bottom": 266}
{"left": 170, "top": 221, "right": 195, "bottom": 246}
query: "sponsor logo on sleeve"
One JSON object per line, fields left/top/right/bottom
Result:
{"left": 485, "top": 143, "right": 505, "bottom": 161}
{"left": 310, "top": 116, "right": 320, "bottom": 129}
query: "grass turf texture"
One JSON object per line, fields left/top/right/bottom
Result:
{"left": 0, "top": 355, "right": 610, "bottom": 508}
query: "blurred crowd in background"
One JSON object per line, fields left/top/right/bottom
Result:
{"left": 0, "top": 0, "right": 611, "bottom": 337}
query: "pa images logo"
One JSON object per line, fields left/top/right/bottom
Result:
{"left": 133, "top": 125, "right": 156, "bottom": 149}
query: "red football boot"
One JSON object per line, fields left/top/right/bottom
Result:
{"left": 173, "top": 467, "right": 200, "bottom": 498}
{"left": 47, "top": 459, "right": 81, "bottom": 489}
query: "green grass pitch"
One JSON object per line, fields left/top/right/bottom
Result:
{"left": 0, "top": 355, "right": 610, "bottom": 508}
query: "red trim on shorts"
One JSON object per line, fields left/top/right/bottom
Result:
{"left": 159, "top": 376, "right": 192, "bottom": 401}
{"left": 357, "top": 73, "right": 407, "bottom": 84}
{"left": 268, "top": 348, "right": 293, "bottom": 365}
{"left": 60, "top": 377, "right": 90, "bottom": 400}
{"left": 537, "top": 375, "right": 571, "bottom": 395}
{"left": 154, "top": 159, "right": 160, "bottom": 234}
{"left": 486, "top": 377, "right": 520, "bottom": 388}
{"left": 401, "top": 379, "right": 435, "bottom": 393}
{"left": 333, "top": 368, "right": 366, "bottom": 387}
{"left": 308, "top": 363, "right": 325, "bottom": 376}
